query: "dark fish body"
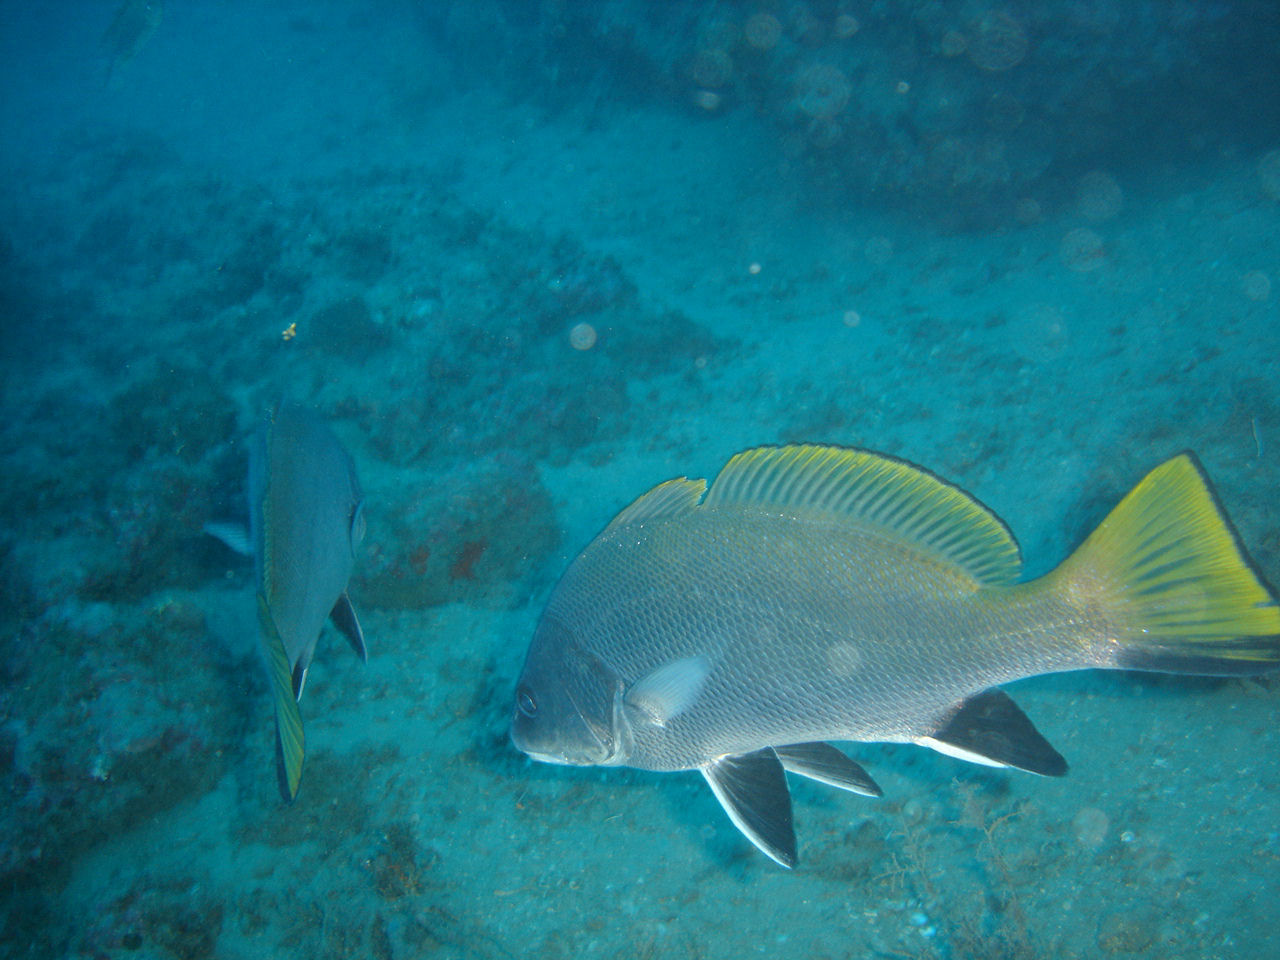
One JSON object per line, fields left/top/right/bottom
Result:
{"left": 249, "top": 402, "right": 366, "bottom": 799}
{"left": 511, "top": 445, "right": 1280, "bottom": 866}
{"left": 102, "top": 0, "right": 163, "bottom": 83}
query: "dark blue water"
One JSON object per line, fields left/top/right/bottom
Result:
{"left": 3, "top": 2, "right": 1279, "bottom": 957}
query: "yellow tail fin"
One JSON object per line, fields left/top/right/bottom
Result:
{"left": 1054, "top": 454, "right": 1280, "bottom": 674}
{"left": 258, "top": 592, "right": 306, "bottom": 799}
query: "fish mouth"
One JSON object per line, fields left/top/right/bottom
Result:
{"left": 511, "top": 722, "right": 616, "bottom": 767}
{"left": 510, "top": 718, "right": 610, "bottom": 767}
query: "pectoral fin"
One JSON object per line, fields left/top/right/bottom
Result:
{"left": 624, "top": 655, "right": 709, "bottom": 727}
{"left": 775, "top": 742, "right": 882, "bottom": 797}
{"left": 329, "top": 592, "right": 367, "bottom": 663}
{"left": 202, "top": 521, "right": 252, "bottom": 556}
{"left": 701, "top": 748, "right": 796, "bottom": 868}
{"left": 917, "top": 689, "right": 1067, "bottom": 777}
{"left": 258, "top": 592, "right": 306, "bottom": 800}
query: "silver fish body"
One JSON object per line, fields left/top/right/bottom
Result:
{"left": 511, "top": 444, "right": 1280, "bottom": 866}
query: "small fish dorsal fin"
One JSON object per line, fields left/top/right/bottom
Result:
{"left": 703, "top": 444, "right": 1021, "bottom": 585}
{"left": 605, "top": 477, "right": 708, "bottom": 531}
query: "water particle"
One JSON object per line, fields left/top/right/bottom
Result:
{"left": 864, "top": 236, "right": 894, "bottom": 266}
{"left": 968, "top": 12, "right": 1029, "bottom": 72}
{"left": 690, "top": 48, "right": 733, "bottom": 89}
{"left": 569, "top": 323, "right": 597, "bottom": 351}
{"left": 939, "top": 30, "right": 967, "bottom": 57}
{"left": 1071, "top": 806, "right": 1110, "bottom": 850}
{"left": 834, "top": 15, "right": 860, "bottom": 40}
{"left": 795, "top": 63, "right": 852, "bottom": 120}
{"left": 1259, "top": 149, "right": 1280, "bottom": 200}
{"left": 1059, "top": 227, "right": 1105, "bottom": 272}
{"left": 825, "top": 641, "right": 863, "bottom": 675}
{"left": 694, "top": 89, "right": 722, "bottom": 112}
{"left": 1014, "top": 197, "right": 1042, "bottom": 224}
{"left": 1076, "top": 171, "right": 1124, "bottom": 222}
{"left": 1241, "top": 270, "right": 1271, "bottom": 302}
{"left": 744, "top": 13, "right": 781, "bottom": 51}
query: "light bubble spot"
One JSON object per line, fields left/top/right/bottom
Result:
{"left": 744, "top": 13, "right": 782, "bottom": 51}
{"left": 569, "top": 323, "right": 597, "bottom": 351}
{"left": 1014, "top": 197, "right": 1042, "bottom": 225}
{"left": 795, "top": 63, "right": 852, "bottom": 120}
{"left": 694, "top": 89, "right": 722, "bottom": 112}
{"left": 1059, "top": 227, "right": 1105, "bottom": 272}
{"left": 939, "top": 30, "right": 967, "bottom": 57}
{"left": 1259, "top": 149, "right": 1280, "bottom": 201}
{"left": 1072, "top": 807, "right": 1110, "bottom": 850}
{"left": 985, "top": 92, "right": 1026, "bottom": 132}
{"left": 1076, "top": 170, "right": 1123, "bottom": 222}
{"left": 864, "top": 236, "right": 895, "bottom": 266}
{"left": 834, "top": 14, "right": 860, "bottom": 40}
{"left": 968, "top": 11, "right": 1028, "bottom": 72}
{"left": 826, "top": 641, "right": 863, "bottom": 676}
{"left": 691, "top": 48, "right": 733, "bottom": 89}
{"left": 842, "top": 309, "right": 862, "bottom": 328}
{"left": 1013, "top": 304, "right": 1067, "bottom": 362}
{"left": 1242, "top": 270, "right": 1271, "bottom": 302}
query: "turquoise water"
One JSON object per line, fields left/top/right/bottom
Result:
{"left": 2, "top": 2, "right": 1279, "bottom": 957}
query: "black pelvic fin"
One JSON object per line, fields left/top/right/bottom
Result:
{"left": 291, "top": 660, "right": 308, "bottom": 701}
{"left": 923, "top": 689, "right": 1068, "bottom": 777}
{"left": 701, "top": 748, "right": 797, "bottom": 868}
{"left": 329, "top": 592, "right": 367, "bottom": 663}
{"left": 775, "top": 742, "right": 882, "bottom": 798}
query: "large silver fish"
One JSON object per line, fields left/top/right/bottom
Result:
{"left": 511, "top": 445, "right": 1280, "bottom": 866}
{"left": 249, "top": 401, "right": 367, "bottom": 799}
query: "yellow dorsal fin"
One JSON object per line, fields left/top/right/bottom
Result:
{"left": 703, "top": 444, "right": 1022, "bottom": 585}
{"left": 606, "top": 477, "right": 707, "bottom": 531}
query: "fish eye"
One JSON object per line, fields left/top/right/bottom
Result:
{"left": 516, "top": 686, "right": 537, "bottom": 719}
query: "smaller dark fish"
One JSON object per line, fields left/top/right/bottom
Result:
{"left": 249, "top": 401, "right": 367, "bottom": 799}
{"left": 102, "top": 0, "right": 163, "bottom": 84}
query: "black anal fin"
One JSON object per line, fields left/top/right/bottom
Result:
{"left": 918, "top": 688, "right": 1068, "bottom": 777}
{"left": 329, "top": 592, "right": 367, "bottom": 663}
{"left": 775, "top": 742, "right": 882, "bottom": 797}
{"left": 701, "top": 748, "right": 797, "bottom": 868}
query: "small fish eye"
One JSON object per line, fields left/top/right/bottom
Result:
{"left": 516, "top": 687, "right": 537, "bottom": 718}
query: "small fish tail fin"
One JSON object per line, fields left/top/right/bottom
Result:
{"left": 1052, "top": 453, "right": 1280, "bottom": 674}
{"left": 258, "top": 593, "right": 305, "bottom": 799}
